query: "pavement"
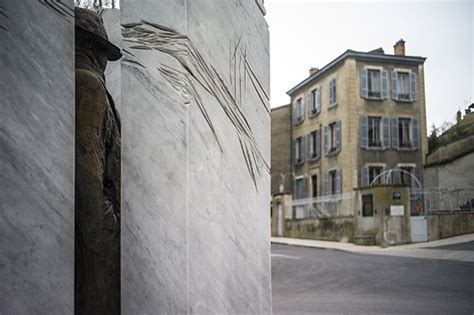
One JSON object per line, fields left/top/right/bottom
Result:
{"left": 271, "top": 242, "right": 474, "bottom": 314}
{"left": 271, "top": 234, "right": 474, "bottom": 263}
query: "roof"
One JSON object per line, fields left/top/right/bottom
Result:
{"left": 287, "top": 49, "right": 427, "bottom": 96}
{"left": 271, "top": 104, "right": 291, "bottom": 111}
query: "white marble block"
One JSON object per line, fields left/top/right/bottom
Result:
{"left": 120, "top": 0, "right": 271, "bottom": 313}
{"left": 0, "top": 1, "right": 74, "bottom": 314}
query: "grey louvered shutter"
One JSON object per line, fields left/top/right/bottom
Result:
{"left": 300, "top": 135, "right": 306, "bottom": 162}
{"left": 323, "top": 126, "right": 329, "bottom": 155}
{"left": 381, "top": 70, "right": 388, "bottom": 99}
{"left": 307, "top": 134, "right": 312, "bottom": 160}
{"left": 307, "top": 92, "right": 312, "bottom": 116}
{"left": 335, "top": 170, "right": 341, "bottom": 194}
{"left": 323, "top": 172, "right": 329, "bottom": 195}
{"left": 361, "top": 166, "right": 369, "bottom": 187}
{"left": 292, "top": 100, "right": 297, "bottom": 124}
{"left": 316, "top": 88, "right": 321, "bottom": 113}
{"left": 412, "top": 118, "right": 419, "bottom": 149}
{"left": 391, "top": 71, "right": 398, "bottom": 100}
{"left": 301, "top": 96, "right": 306, "bottom": 121}
{"left": 360, "top": 68, "right": 368, "bottom": 98}
{"left": 315, "top": 129, "right": 321, "bottom": 159}
{"left": 410, "top": 72, "right": 417, "bottom": 101}
{"left": 382, "top": 117, "right": 390, "bottom": 148}
{"left": 302, "top": 177, "right": 308, "bottom": 199}
{"left": 360, "top": 116, "right": 368, "bottom": 149}
{"left": 391, "top": 117, "right": 399, "bottom": 149}
{"left": 292, "top": 140, "right": 296, "bottom": 165}
{"left": 335, "top": 121, "right": 341, "bottom": 153}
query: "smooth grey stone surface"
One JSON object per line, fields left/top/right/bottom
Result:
{"left": 120, "top": 0, "right": 271, "bottom": 313}
{"left": 0, "top": 1, "right": 74, "bottom": 314}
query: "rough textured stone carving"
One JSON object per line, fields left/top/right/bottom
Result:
{"left": 75, "top": 7, "right": 121, "bottom": 314}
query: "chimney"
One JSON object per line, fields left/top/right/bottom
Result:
{"left": 394, "top": 39, "right": 405, "bottom": 56}
{"left": 456, "top": 109, "right": 462, "bottom": 123}
{"left": 309, "top": 67, "right": 319, "bottom": 76}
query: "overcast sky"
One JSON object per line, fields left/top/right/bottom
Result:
{"left": 266, "top": 0, "right": 473, "bottom": 129}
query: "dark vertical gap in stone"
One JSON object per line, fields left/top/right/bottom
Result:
{"left": 74, "top": 7, "right": 121, "bottom": 314}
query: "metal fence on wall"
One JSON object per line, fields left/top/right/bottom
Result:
{"left": 290, "top": 192, "right": 354, "bottom": 219}
{"left": 423, "top": 188, "right": 474, "bottom": 213}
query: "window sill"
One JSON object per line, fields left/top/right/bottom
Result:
{"left": 393, "top": 98, "right": 415, "bottom": 103}
{"left": 308, "top": 110, "right": 320, "bottom": 118}
{"left": 364, "top": 96, "right": 385, "bottom": 101}
{"left": 364, "top": 146, "right": 385, "bottom": 151}
{"left": 328, "top": 103, "right": 338, "bottom": 109}
{"left": 325, "top": 149, "right": 340, "bottom": 157}
{"left": 294, "top": 160, "right": 305, "bottom": 167}
{"left": 293, "top": 119, "right": 304, "bottom": 126}
{"left": 308, "top": 156, "right": 320, "bottom": 163}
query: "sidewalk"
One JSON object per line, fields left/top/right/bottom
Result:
{"left": 271, "top": 234, "right": 474, "bottom": 262}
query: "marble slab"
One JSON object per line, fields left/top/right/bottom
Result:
{"left": 120, "top": 0, "right": 271, "bottom": 313}
{"left": 0, "top": 1, "right": 74, "bottom": 314}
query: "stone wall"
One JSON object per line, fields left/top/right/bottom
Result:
{"left": 120, "top": 1, "right": 272, "bottom": 313}
{"left": 428, "top": 212, "right": 474, "bottom": 241}
{"left": 0, "top": 1, "right": 74, "bottom": 313}
{"left": 284, "top": 217, "right": 354, "bottom": 242}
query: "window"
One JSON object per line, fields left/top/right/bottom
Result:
{"left": 360, "top": 68, "right": 388, "bottom": 99}
{"left": 367, "top": 70, "right": 381, "bottom": 98}
{"left": 309, "top": 130, "right": 320, "bottom": 160}
{"left": 392, "top": 70, "right": 417, "bottom": 102}
{"left": 324, "top": 121, "right": 341, "bottom": 155}
{"left": 294, "top": 97, "right": 304, "bottom": 124}
{"left": 397, "top": 72, "right": 410, "bottom": 101}
{"left": 398, "top": 118, "right": 411, "bottom": 148}
{"left": 295, "top": 136, "right": 305, "bottom": 164}
{"left": 400, "top": 167, "right": 413, "bottom": 185}
{"left": 294, "top": 178, "right": 307, "bottom": 200}
{"left": 361, "top": 166, "right": 384, "bottom": 187}
{"left": 362, "top": 194, "right": 374, "bottom": 217}
{"left": 329, "top": 78, "right": 337, "bottom": 106}
{"left": 309, "top": 88, "right": 321, "bottom": 116}
{"left": 368, "top": 117, "right": 382, "bottom": 147}
{"left": 391, "top": 117, "right": 419, "bottom": 149}
{"left": 323, "top": 170, "right": 341, "bottom": 195}
{"left": 369, "top": 166, "right": 383, "bottom": 185}
{"left": 311, "top": 175, "right": 318, "bottom": 198}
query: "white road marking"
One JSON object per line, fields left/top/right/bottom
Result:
{"left": 271, "top": 253, "right": 301, "bottom": 259}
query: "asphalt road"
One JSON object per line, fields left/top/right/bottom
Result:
{"left": 271, "top": 243, "right": 474, "bottom": 315}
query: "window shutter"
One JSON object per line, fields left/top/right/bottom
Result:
{"left": 382, "top": 117, "right": 390, "bottom": 148}
{"left": 315, "top": 129, "right": 321, "bottom": 159}
{"left": 302, "top": 177, "right": 308, "bottom": 199}
{"left": 323, "top": 126, "right": 329, "bottom": 156}
{"left": 410, "top": 72, "right": 417, "bottom": 101}
{"left": 316, "top": 88, "right": 321, "bottom": 113}
{"left": 292, "top": 140, "right": 296, "bottom": 165}
{"left": 391, "top": 71, "right": 398, "bottom": 100}
{"left": 381, "top": 69, "right": 388, "bottom": 99}
{"left": 360, "top": 68, "right": 368, "bottom": 98}
{"left": 307, "top": 134, "right": 312, "bottom": 160}
{"left": 335, "top": 120, "right": 341, "bottom": 153}
{"left": 361, "top": 166, "right": 369, "bottom": 187}
{"left": 292, "top": 100, "right": 297, "bottom": 124}
{"left": 391, "top": 117, "right": 399, "bottom": 149}
{"left": 329, "top": 79, "right": 334, "bottom": 105}
{"left": 333, "top": 79, "right": 337, "bottom": 104}
{"left": 307, "top": 92, "right": 314, "bottom": 116}
{"left": 323, "top": 172, "right": 328, "bottom": 195}
{"left": 335, "top": 170, "right": 341, "bottom": 194}
{"left": 300, "top": 135, "right": 306, "bottom": 162}
{"left": 412, "top": 118, "right": 419, "bottom": 149}
{"left": 360, "top": 116, "right": 368, "bottom": 149}
{"left": 301, "top": 97, "right": 306, "bottom": 121}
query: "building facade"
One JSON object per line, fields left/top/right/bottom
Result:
{"left": 271, "top": 104, "right": 292, "bottom": 195}
{"left": 286, "top": 40, "right": 428, "bottom": 217}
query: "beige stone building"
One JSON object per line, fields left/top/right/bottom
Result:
{"left": 271, "top": 104, "right": 292, "bottom": 195}
{"left": 285, "top": 40, "right": 428, "bottom": 217}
